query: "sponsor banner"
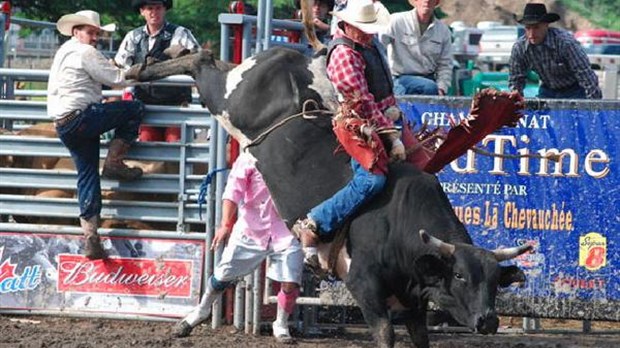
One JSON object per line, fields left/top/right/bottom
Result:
{"left": 0, "top": 233, "right": 204, "bottom": 318}
{"left": 400, "top": 98, "right": 619, "bottom": 319}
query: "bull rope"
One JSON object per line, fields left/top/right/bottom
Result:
{"left": 246, "top": 99, "right": 333, "bottom": 148}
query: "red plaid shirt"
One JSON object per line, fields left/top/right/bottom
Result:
{"left": 327, "top": 32, "right": 395, "bottom": 129}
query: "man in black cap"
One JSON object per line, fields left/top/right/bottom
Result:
{"left": 115, "top": 0, "right": 200, "bottom": 141}
{"left": 508, "top": 3, "right": 601, "bottom": 99}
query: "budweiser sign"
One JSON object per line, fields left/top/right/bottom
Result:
{"left": 57, "top": 254, "right": 193, "bottom": 297}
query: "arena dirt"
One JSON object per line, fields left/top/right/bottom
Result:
{"left": 1, "top": 315, "right": 619, "bottom": 348}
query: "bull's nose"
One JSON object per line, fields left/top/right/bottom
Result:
{"left": 475, "top": 312, "right": 499, "bottom": 335}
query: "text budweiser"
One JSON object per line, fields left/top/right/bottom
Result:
{"left": 58, "top": 255, "right": 192, "bottom": 297}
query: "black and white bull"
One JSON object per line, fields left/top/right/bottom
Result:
{"left": 129, "top": 47, "right": 531, "bottom": 348}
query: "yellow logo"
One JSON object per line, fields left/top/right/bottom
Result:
{"left": 579, "top": 232, "right": 607, "bottom": 271}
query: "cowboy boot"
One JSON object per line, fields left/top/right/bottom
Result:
{"left": 102, "top": 139, "right": 143, "bottom": 181}
{"left": 80, "top": 216, "right": 106, "bottom": 260}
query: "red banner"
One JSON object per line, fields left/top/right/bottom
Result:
{"left": 57, "top": 255, "right": 193, "bottom": 298}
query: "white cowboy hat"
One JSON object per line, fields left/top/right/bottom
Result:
{"left": 332, "top": 0, "right": 389, "bottom": 34}
{"left": 56, "top": 10, "right": 116, "bottom": 37}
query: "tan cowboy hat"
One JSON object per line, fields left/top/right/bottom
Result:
{"left": 333, "top": 0, "right": 389, "bottom": 34}
{"left": 56, "top": 10, "right": 116, "bottom": 37}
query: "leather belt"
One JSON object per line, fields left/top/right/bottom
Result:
{"left": 54, "top": 110, "right": 82, "bottom": 127}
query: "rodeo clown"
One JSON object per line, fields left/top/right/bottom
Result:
{"left": 172, "top": 151, "right": 304, "bottom": 344}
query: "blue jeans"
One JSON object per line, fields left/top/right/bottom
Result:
{"left": 538, "top": 84, "right": 586, "bottom": 99}
{"left": 308, "top": 159, "right": 386, "bottom": 235}
{"left": 393, "top": 74, "right": 439, "bottom": 96}
{"left": 55, "top": 101, "right": 144, "bottom": 219}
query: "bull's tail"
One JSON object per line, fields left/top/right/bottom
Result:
{"left": 301, "top": 0, "right": 326, "bottom": 53}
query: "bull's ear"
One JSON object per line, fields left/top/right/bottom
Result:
{"left": 498, "top": 265, "right": 526, "bottom": 288}
{"left": 415, "top": 255, "right": 448, "bottom": 285}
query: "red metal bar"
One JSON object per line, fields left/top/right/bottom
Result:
{"left": 229, "top": 1, "right": 245, "bottom": 64}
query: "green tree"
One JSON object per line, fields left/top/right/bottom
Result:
{"left": 11, "top": 0, "right": 138, "bottom": 34}
{"left": 561, "top": 0, "right": 620, "bottom": 31}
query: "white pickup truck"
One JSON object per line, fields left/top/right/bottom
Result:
{"left": 476, "top": 25, "right": 525, "bottom": 71}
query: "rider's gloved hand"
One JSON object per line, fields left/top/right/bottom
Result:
{"left": 390, "top": 138, "right": 406, "bottom": 162}
{"left": 360, "top": 124, "right": 374, "bottom": 141}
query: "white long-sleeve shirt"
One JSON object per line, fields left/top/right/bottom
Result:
{"left": 47, "top": 38, "right": 129, "bottom": 119}
{"left": 381, "top": 9, "right": 453, "bottom": 93}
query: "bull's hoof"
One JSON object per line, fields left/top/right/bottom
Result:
{"left": 84, "top": 235, "right": 106, "bottom": 260}
{"left": 171, "top": 320, "right": 193, "bottom": 338}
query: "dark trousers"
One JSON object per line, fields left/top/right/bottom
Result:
{"left": 55, "top": 101, "right": 144, "bottom": 219}
{"left": 538, "top": 83, "right": 587, "bottom": 99}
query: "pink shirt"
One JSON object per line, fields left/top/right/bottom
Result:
{"left": 222, "top": 152, "right": 294, "bottom": 252}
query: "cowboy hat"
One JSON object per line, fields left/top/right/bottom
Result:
{"left": 333, "top": 0, "right": 389, "bottom": 34}
{"left": 56, "top": 10, "right": 116, "bottom": 36}
{"left": 514, "top": 3, "right": 560, "bottom": 25}
{"left": 132, "top": 0, "right": 173, "bottom": 12}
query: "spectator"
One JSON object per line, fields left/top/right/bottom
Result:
{"left": 115, "top": 0, "right": 200, "bottom": 142}
{"left": 381, "top": 0, "right": 452, "bottom": 96}
{"left": 297, "top": 0, "right": 334, "bottom": 43}
{"left": 172, "top": 152, "right": 304, "bottom": 344}
{"left": 508, "top": 3, "right": 602, "bottom": 99}
{"left": 48, "top": 10, "right": 145, "bottom": 260}
{"left": 292, "top": 0, "right": 404, "bottom": 270}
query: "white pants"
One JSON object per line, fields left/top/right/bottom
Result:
{"left": 214, "top": 234, "right": 304, "bottom": 285}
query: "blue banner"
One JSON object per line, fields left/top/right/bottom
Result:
{"left": 400, "top": 98, "right": 619, "bottom": 320}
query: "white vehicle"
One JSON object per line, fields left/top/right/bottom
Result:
{"left": 451, "top": 25, "right": 484, "bottom": 63}
{"left": 476, "top": 21, "right": 502, "bottom": 30}
{"left": 477, "top": 25, "right": 525, "bottom": 71}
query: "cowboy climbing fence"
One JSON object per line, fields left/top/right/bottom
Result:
{"left": 0, "top": 68, "right": 224, "bottom": 320}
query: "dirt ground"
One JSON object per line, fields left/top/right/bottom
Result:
{"left": 1, "top": 315, "right": 619, "bottom": 348}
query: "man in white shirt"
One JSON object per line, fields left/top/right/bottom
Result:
{"left": 381, "top": 0, "right": 452, "bottom": 95}
{"left": 115, "top": 0, "right": 200, "bottom": 142}
{"left": 48, "top": 10, "right": 144, "bottom": 260}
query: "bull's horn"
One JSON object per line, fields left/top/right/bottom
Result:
{"left": 419, "top": 229, "right": 455, "bottom": 257}
{"left": 493, "top": 244, "right": 533, "bottom": 262}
